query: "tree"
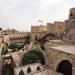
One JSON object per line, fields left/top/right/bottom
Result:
{"left": 2, "top": 63, "right": 14, "bottom": 75}
{"left": 21, "top": 50, "right": 45, "bottom": 65}
{"left": 2, "top": 64, "right": 7, "bottom": 75}
{"left": 6, "top": 44, "right": 8, "bottom": 54}
{"left": 8, "top": 43, "right": 20, "bottom": 51}
{"left": 10, "top": 64, "right": 14, "bottom": 75}
{"left": 1, "top": 46, "right": 6, "bottom": 55}
{"left": 18, "top": 35, "right": 31, "bottom": 50}
{"left": 22, "top": 52, "right": 38, "bottom": 65}
{"left": 8, "top": 43, "right": 19, "bottom": 49}
{"left": 29, "top": 50, "right": 45, "bottom": 65}
{"left": 1, "top": 44, "right": 8, "bottom": 55}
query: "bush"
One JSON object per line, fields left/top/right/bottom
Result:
{"left": 22, "top": 52, "right": 38, "bottom": 65}
{"left": 21, "top": 49, "right": 45, "bottom": 65}
{"left": 8, "top": 43, "right": 20, "bottom": 50}
{"left": 8, "top": 43, "right": 22, "bottom": 52}
{"left": 2, "top": 63, "right": 14, "bottom": 75}
{"left": 29, "top": 50, "right": 45, "bottom": 65}
{"left": 1, "top": 44, "right": 8, "bottom": 55}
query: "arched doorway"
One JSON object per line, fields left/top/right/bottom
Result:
{"left": 19, "top": 70, "right": 24, "bottom": 75}
{"left": 36, "top": 66, "right": 41, "bottom": 71}
{"left": 35, "top": 36, "right": 37, "bottom": 41}
{"left": 27, "top": 67, "right": 31, "bottom": 73}
{"left": 57, "top": 60, "right": 72, "bottom": 75}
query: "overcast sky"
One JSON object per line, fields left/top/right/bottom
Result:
{"left": 0, "top": 0, "right": 75, "bottom": 31}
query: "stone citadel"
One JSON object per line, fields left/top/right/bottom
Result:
{"left": 0, "top": 7, "right": 75, "bottom": 75}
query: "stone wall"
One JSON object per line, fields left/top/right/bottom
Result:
{"left": 31, "top": 25, "right": 47, "bottom": 33}
{"left": 45, "top": 44, "right": 75, "bottom": 72}
{"left": 2, "top": 35, "right": 10, "bottom": 44}
{"left": 64, "top": 7, "right": 75, "bottom": 41}
{"left": 31, "top": 25, "right": 47, "bottom": 32}
{"left": 31, "top": 32, "right": 47, "bottom": 41}
{"left": 47, "top": 21, "right": 65, "bottom": 34}
{"left": 47, "top": 23, "right": 55, "bottom": 34}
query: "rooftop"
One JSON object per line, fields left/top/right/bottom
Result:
{"left": 51, "top": 45, "right": 75, "bottom": 55}
{"left": 14, "top": 63, "right": 63, "bottom": 75}
{"left": 14, "top": 63, "right": 44, "bottom": 75}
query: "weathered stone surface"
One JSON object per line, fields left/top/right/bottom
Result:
{"left": 64, "top": 7, "right": 75, "bottom": 41}
{"left": 45, "top": 43, "right": 75, "bottom": 73}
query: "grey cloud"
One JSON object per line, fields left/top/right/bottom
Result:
{"left": 0, "top": 0, "right": 75, "bottom": 31}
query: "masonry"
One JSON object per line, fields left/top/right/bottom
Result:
{"left": 45, "top": 43, "right": 75, "bottom": 72}
{"left": 44, "top": 8, "right": 75, "bottom": 75}
{"left": 31, "top": 22, "right": 65, "bottom": 41}
{"left": 64, "top": 7, "right": 75, "bottom": 41}
{"left": 47, "top": 21, "right": 65, "bottom": 34}
{"left": 31, "top": 25, "right": 47, "bottom": 41}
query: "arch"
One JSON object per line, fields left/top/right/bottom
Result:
{"left": 36, "top": 66, "right": 41, "bottom": 71}
{"left": 27, "top": 67, "right": 31, "bottom": 73}
{"left": 56, "top": 60, "right": 72, "bottom": 75}
{"left": 13, "top": 37, "right": 14, "bottom": 40}
{"left": 19, "top": 70, "right": 24, "bottom": 75}
{"left": 10, "top": 37, "right": 12, "bottom": 40}
{"left": 38, "top": 33, "right": 57, "bottom": 42}
{"left": 24, "top": 36, "right": 26, "bottom": 38}
{"left": 19, "top": 36, "right": 22, "bottom": 39}
{"left": 35, "top": 36, "right": 37, "bottom": 41}
{"left": 22, "top": 36, "right": 23, "bottom": 39}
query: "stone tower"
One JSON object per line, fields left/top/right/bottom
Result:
{"left": 69, "top": 8, "right": 75, "bottom": 19}
{"left": 64, "top": 7, "right": 75, "bottom": 41}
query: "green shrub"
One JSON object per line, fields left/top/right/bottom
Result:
{"left": 8, "top": 43, "right": 20, "bottom": 50}
{"left": 21, "top": 49, "right": 45, "bottom": 65}
{"left": 22, "top": 52, "right": 38, "bottom": 65}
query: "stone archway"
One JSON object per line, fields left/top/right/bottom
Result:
{"left": 57, "top": 60, "right": 72, "bottom": 75}
{"left": 35, "top": 36, "right": 37, "bottom": 41}
{"left": 27, "top": 67, "right": 31, "bottom": 73}
{"left": 36, "top": 66, "right": 41, "bottom": 71}
{"left": 19, "top": 70, "right": 24, "bottom": 75}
